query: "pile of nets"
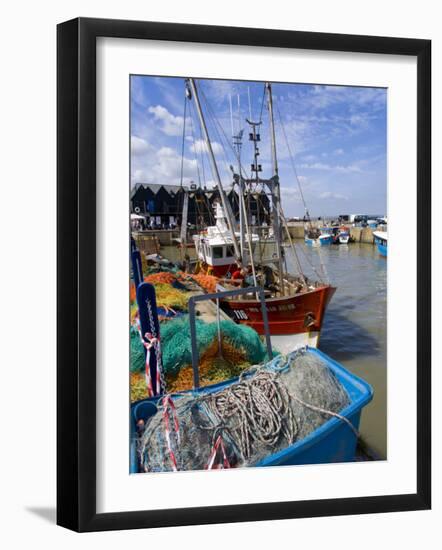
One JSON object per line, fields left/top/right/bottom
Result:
{"left": 137, "top": 348, "right": 352, "bottom": 472}
{"left": 130, "top": 271, "right": 190, "bottom": 307}
{"left": 159, "top": 315, "right": 269, "bottom": 376}
{"left": 165, "top": 339, "right": 251, "bottom": 393}
{"left": 188, "top": 273, "right": 219, "bottom": 293}
{"left": 130, "top": 315, "right": 271, "bottom": 396}
{"left": 144, "top": 272, "right": 176, "bottom": 285}
{"left": 151, "top": 283, "right": 189, "bottom": 311}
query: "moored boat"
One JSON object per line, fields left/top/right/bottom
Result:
{"left": 339, "top": 227, "right": 350, "bottom": 244}
{"left": 184, "top": 78, "right": 336, "bottom": 346}
{"left": 373, "top": 230, "right": 387, "bottom": 256}
{"left": 305, "top": 233, "right": 334, "bottom": 246}
{"left": 218, "top": 283, "right": 336, "bottom": 345}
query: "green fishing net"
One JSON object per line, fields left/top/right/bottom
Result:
{"left": 130, "top": 326, "right": 145, "bottom": 373}
{"left": 130, "top": 315, "right": 271, "bottom": 376}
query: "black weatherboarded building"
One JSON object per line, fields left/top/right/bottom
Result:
{"left": 131, "top": 183, "right": 270, "bottom": 229}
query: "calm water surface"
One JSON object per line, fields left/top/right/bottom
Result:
{"left": 162, "top": 242, "right": 387, "bottom": 458}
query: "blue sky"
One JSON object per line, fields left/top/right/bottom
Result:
{"left": 131, "top": 76, "right": 387, "bottom": 217}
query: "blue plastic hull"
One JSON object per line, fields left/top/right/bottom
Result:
{"left": 130, "top": 347, "right": 373, "bottom": 472}
{"left": 376, "top": 243, "right": 387, "bottom": 256}
{"left": 305, "top": 235, "right": 333, "bottom": 246}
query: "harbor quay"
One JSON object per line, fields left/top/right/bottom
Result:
{"left": 286, "top": 222, "right": 379, "bottom": 244}
{"left": 133, "top": 224, "right": 380, "bottom": 247}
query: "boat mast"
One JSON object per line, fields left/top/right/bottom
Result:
{"left": 230, "top": 94, "right": 246, "bottom": 258}
{"left": 266, "top": 82, "right": 285, "bottom": 295}
{"left": 187, "top": 78, "right": 242, "bottom": 263}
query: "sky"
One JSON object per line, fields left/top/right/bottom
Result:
{"left": 131, "top": 75, "right": 387, "bottom": 218}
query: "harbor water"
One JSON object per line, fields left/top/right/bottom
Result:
{"left": 161, "top": 241, "right": 387, "bottom": 459}
{"left": 285, "top": 242, "right": 387, "bottom": 459}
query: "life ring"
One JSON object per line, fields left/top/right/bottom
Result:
{"left": 134, "top": 206, "right": 141, "bottom": 213}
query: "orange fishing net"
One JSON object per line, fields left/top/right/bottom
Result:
{"left": 187, "top": 273, "right": 219, "bottom": 293}
{"left": 130, "top": 283, "right": 136, "bottom": 304}
{"left": 165, "top": 339, "right": 250, "bottom": 393}
{"left": 144, "top": 272, "right": 176, "bottom": 285}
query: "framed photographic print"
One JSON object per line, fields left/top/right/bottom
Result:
{"left": 57, "top": 17, "right": 431, "bottom": 532}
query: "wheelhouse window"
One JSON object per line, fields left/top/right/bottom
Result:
{"left": 213, "top": 246, "right": 224, "bottom": 259}
{"left": 225, "top": 245, "right": 235, "bottom": 257}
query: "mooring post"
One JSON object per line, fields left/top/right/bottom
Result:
{"left": 136, "top": 282, "right": 161, "bottom": 395}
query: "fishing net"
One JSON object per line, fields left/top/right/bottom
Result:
{"left": 165, "top": 340, "right": 251, "bottom": 393}
{"left": 131, "top": 372, "right": 150, "bottom": 402}
{"left": 130, "top": 315, "right": 272, "bottom": 397}
{"left": 187, "top": 273, "right": 219, "bottom": 293}
{"left": 159, "top": 315, "right": 270, "bottom": 377}
{"left": 130, "top": 325, "right": 145, "bottom": 373}
{"left": 137, "top": 348, "right": 351, "bottom": 472}
{"left": 144, "top": 272, "right": 176, "bottom": 285}
{"left": 147, "top": 283, "right": 189, "bottom": 311}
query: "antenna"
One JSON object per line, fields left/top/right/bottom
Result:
{"left": 247, "top": 86, "right": 252, "bottom": 120}
{"left": 229, "top": 93, "right": 234, "bottom": 139}
{"left": 237, "top": 94, "right": 241, "bottom": 135}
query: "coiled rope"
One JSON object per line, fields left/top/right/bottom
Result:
{"left": 200, "top": 365, "right": 359, "bottom": 462}
{"left": 202, "top": 370, "right": 297, "bottom": 460}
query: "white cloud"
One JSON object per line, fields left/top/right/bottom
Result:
{"left": 350, "top": 114, "right": 364, "bottom": 126}
{"left": 203, "top": 79, "right": 239, "bottom": 104}
{"left": 131, "top": 140, "right": 200, "bottom": 187}
{"left": 300, "top": 162, "right": 362, "bottom": 173}
{"left": 131, "top": 136, "right": 151, "bottom": 156}
{"left": 318, "top": 191, "right": 348, "bottom": 200}
{"left": 301, "top": 154, "right": 317, "bottom": 162}
{"left": 189, "top": 139, "right": 223, "bottom": 156}
{"left": 148, "top": 105, "right": 184, "bottom": 136}
{"left": 334, "top": 148, "right": 344, "bottom": 155}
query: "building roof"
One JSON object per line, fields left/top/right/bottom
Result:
{"left": 131, "top": 182, "right": 191, "bottom": 199}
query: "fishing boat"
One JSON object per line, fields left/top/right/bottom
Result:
{"left": 339, "top": 231, "right": 350, "bottom": 244}
{"left": 183, "top": 78, "right": 336, "bottom": 347}
{"left": 304, "top": 226, "right": 334, "bottom": 247}
{"left": 338, "top": 226, "right": 350, "bottom": 244}
{"left": 193, "top": 202, "right": 260, "bottom": 277}
{"left": 373, "top": 230, "right": 387, "bottom": 257}
{"left": 320, "top": 226, "right": 335, "bottom": 245}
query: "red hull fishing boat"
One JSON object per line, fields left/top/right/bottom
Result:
{"left": 220, "top": 285, "right": 335, "bottom": 337}
{"left": 183, "top": 78, "right": 336, "bottom": 348}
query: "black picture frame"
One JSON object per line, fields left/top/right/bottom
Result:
{"left": 57, "top": 17, "right": 431, "bottom": 532}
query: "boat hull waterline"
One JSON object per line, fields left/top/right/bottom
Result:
{"left": 305, "top": 234, "right": 333, "bottom": 246}
{"left": 373, "top": 230, "right": 388, "bottom": 257}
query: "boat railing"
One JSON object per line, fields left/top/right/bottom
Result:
{"left": 188, "top": 286, "right": 273, "bottom": 389}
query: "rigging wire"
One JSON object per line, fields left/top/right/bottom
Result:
{"left": 179, "top": 95, "right": 188, "bottom": 188}
{"left": 199, "top": 89, "right": 237, "bottom": 186}
{"left": 187, "top": 100, "right": 203, "bottom": 188}
{"left": 275, "top": 102, "right": 309, "bottom": 218}
{"left": 258, "top": 85, "right": 266, "bottom": 123}
{"left": 199, "top": 83, "right": 253, "bottom": 182}
{"left": 273, "top": 96, "right": 328, "bottom": 282}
